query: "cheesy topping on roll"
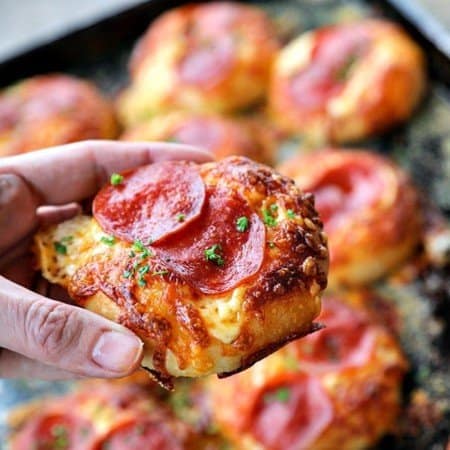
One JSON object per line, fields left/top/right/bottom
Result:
{"left": 208, "top": 291, "right": 408, "bottom": 450}
{"left": 269, "top": 19, "right": 426, "bottom": 144}
{"left": 278, "top": 149, "right": 422, "bottom": 288}
{"left": 0, "top": 74, "right": 117, "bottom": 156}
{"left": 35, "top": 156, "right": 328, "bottom": 387}
{"left": 117, "top": 2, "right": 280, "bottom": 125}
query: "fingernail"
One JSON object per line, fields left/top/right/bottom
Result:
{"left": 92, "top": 331, "right": 143, "bottom": 373}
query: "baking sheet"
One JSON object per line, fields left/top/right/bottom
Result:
{"left": 0, "top": 0, "right": 449, "bottom": 448}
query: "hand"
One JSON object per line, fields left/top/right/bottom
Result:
{"left": 0, "top": 140, "right": 212, "bottom": 380}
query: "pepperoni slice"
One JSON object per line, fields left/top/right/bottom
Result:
{"left": 178, "top": 36, "right": 235, "bottom": 86}
{"left": 11, "top": 413, "right": 94, "bottom": 450}
{"left": 172, "top": 117, "right": 225, "bottom": 150}
{"left": 293, "top": 297, "right": 375, "bottom": 373}
{"left": 93, "top": 161, "right": 206, "bottom": 245}
{"left": 94, "top": 419, "right": 185, "bottom": 450}
{"left": 153, "top": 186, "right": 265, "bottom": 294}
{"left": 289, "top": 25, "right": 370, "bottom": 112}
{"left": 305, "top": 159, "right": 384, "bottom": 232}
{"left": 251, "top": 374, "right": 333, "bottom": 450}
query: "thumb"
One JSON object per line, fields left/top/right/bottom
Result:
{"left": 0, "top": 276, "right": 143, "bottom": 378}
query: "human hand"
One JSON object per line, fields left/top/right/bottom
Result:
{"left": 0, "top": 140, "right": 212, "bottom": 380}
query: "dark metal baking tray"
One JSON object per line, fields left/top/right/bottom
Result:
{"left": 0, "top": 1, "right": 449, "bottom": 449}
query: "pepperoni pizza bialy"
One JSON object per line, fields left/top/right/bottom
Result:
{"left": 34, "top": 156, "right": 329, "bottom": 387}
{"left": 121, "top": 112, "right": 275, "bottom": 164}
{"left": 0, "top": 74, "right": 117, "bottom": 156}
{"left": 278, "top": 149, "right": 422, "bottom": 288}
{"left": 269, "top": 19, "right": 426, "bottom": 144}
{"left": 117, "top": 2, "right": 280, "bottom": 125}
{"left": 208, "top": 291, "right": 407, "bottom": 450}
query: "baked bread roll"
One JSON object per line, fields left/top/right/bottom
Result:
{"left": 208, "top": 290, "right": 407, "bottom": 450}
{"left": 278, "top": 149, "right": 422, "bottom": 287}
{"left": 121, "top": 112, "right": 273, "bottom": 164}
{"left": 269, "top": 19, "right": 426, "bottom": 144}
{"left": 0, "top": 74, "right": 117, "bottom": 156}
{"left": 34, "top": 156, "right": 328, "bottom": 387}
{"left": 117, "top": 2, "right": 280, "bottom": 125}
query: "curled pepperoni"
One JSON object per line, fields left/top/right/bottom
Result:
{"left": 305, "top": 159, "right": 384, "bottom": 232}
{"left": 251, "top": 374, "right": 333, "bottom": 450}
{"left": 153, "top": 186, "right": 265, "bottom": 294}
{"left": 93, "top": 161, "right": 205, "bottom": 245}
{"left": 94, "top": 419, "right": 185, "bottom": 450}
{"left": 289, "top": 25, "right": 370, "bottom": 112}
{"left": 293, "top": 297, "right": 375, "bottom": 373}
{"left": 11, "top": 413, "right": 94, "bottom": 450}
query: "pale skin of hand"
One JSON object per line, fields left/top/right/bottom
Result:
{"left": 0, "top": 140, "right": 212, "bottom": 380}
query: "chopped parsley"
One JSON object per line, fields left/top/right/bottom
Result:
{"left": 54, "top": 241, "right": 67, "bottom": 255}
{"left": 176, "top": 213, "right": 186, "bottom": 222}
{"left": 264, "top": 387, "right": 291, "bottom": 404}
{"left": 137, "top": 277, "right": 147, "bottom": 287}
{"left": 270, "top": 204, "right": 279, "bottom": 212}
{"left": 122, "top": 270, "right": 133, "bottom": 279}
{"left": 153, "top": 270, "right": 169, "bottom": 276}
{"left": 336, "top": 54, "right": 358, "bottom": 81}
{"left": 262, "top": 208, "right": 277, "bottom": 227}
{"left": 110, "top": 173, "right": 124, "bottom": 186}
{"left": 132, "top": 239, "right": 153, "bottom": 258}
{"left": 51, "top": 424, "right": 69, "bottom": 450}
{"left": 236, "top": 216, "right": 249, "bottom": 232}
{"left": 60, "top": 235, "right": 73, "bottom": 244}
{"left": 100, "top": 235, "right": 115, "bottom": 246}
{"left": 287, "top": 209, "right": 296, "bottom": 219}
{"left": 138, "top": 264, "right": 150, "bottom": 275}
{"left": 205, "top": 244, "right": 225, "bottom": 266}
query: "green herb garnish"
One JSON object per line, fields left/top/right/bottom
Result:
{"left": 336, "top": 54, "right": 358, "bottom": 81}
{"left": 262, "top": 208, "right": 277, "bottom": 227}
{"left": 205, "top": 244, "right": 225, "bottom": 266}
{"left": 264, "top": 387, "right": 291, "bottom": 404}
{"left": 100, "top": 235, "right": 116, "bottom": 246}
{"left": 236, "top": 216, "right": 249, "bottom": 232}
{"left": 176, "top": 213, "right": 186, "bottom": 222}
{"left": 123, "top": 270, "right": 132, "bottom": 279}
{"left": 54, "top": 241, "right": 67, "bottom": 255}
{"left": 110, "top": 173, "right": 124, "bottom": 186}
{"left": 287, "top": 209, "right": 296, "bottom": 219}
{"left": 51, "top": 424, "right": 69, "bottom": 450}
{"left": 153, "top": 270, "right": 169, "bottom": 276}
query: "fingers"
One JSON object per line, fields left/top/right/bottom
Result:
{"left": 0, "top": 349, "right": 86, "bottom": 380}
{"left": 37, "top": 203, "right": 82, "bottom": 227}
{"left": 0, "top": 174, "right": 39, "bottom": 253}
{"left": 0, "top": 140, "right": 213, "bottom": 205}
{"left": 0, "top": 276, "right": 143, "bottom": 378}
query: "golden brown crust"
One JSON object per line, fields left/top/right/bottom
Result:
{"left": 208, "top": 290, "right": 408, "bottom": 450}
{"left": 121, "top": 112, "right": 274, "bottom": 164}
{"left": 269, "top": 19, "right": 426, "bottom": 144}
{"left": 117, "top": 2, "right": 280, "bottom": 125}
{"left": 277, "top": 149, "right": 422, "bottom": 287}
{"left": 34, "top": 157, "right": 328, "bottom": 382}
{"left": 0, "top": 74, "right": 118, "bottom": 156}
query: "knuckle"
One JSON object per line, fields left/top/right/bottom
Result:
{"left": 25, "top": 300, "right": 82, "bottom": 359}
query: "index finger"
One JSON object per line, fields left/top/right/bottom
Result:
{"left": 0, "top": 140, "right": 213, "bottom": 205}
